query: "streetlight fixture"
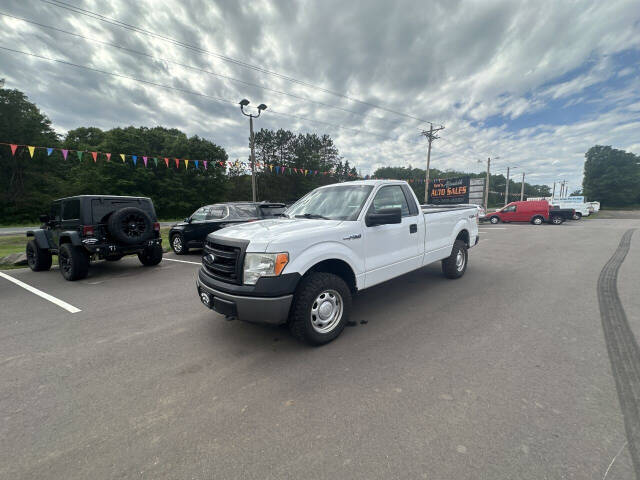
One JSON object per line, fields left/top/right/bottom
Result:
{"left": 239, "top": 99, "right": 267, "bottom": 202}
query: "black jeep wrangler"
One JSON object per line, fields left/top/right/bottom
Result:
{"left": 26, "top": 195, "right": 163, "bottom": 281}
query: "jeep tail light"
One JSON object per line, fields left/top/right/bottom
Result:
{"left": 82, "top": 225, "right": 95, "bottom": 237}
{"left": 153, "top": 222, "right": 160, "bottom": 232}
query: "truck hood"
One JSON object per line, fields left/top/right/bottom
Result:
{"left": 209, "top": 218, "right": 345, "bottom": 252}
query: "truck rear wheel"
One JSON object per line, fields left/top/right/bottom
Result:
{"left": 573, "top": 212, "right": 582, "bottom": 220}
{"left": 551, "top": 215, "right": 563, "bottom": 225}
{"left": 489, "top": 216, "right": 500, "bottom": 224}
{"left": 26, "top": 240, "right": 52, "bottom": 271}
{"left": 442, "top": 240, "right": 468, "bottom": 279}
{"left": 289, "top": 272, "right": 352, "bottom": 346}
{"left": 58, "top": 243, "right": 89, "bottom": 281}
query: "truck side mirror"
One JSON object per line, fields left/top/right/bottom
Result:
{"left": 365, "top": 207, "right": 402, "bottom": 227}
{"left": 39, "top": 214, "right": 50, "bottom": 223}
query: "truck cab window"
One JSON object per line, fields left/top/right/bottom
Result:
{"left": 370, "top": 186, "right": 410, "bottom": 216}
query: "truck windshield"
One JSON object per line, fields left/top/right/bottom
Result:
{"left": 285, "top": 185, "right": 374, "bottom": 221}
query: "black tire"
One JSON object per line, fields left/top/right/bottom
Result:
{"left": 26, "top": 240, "right": 52, "bottom": 271}
{"left": 138, "top": 244, "right": 163, "bottom": 266}
{"left": 441, "top": 240, "right": 468, "bottom": 279}
{"left": 107, "top": 207, "right": 153, "bottom": 245}
{"left": 489, "top": 216, "right": 500, "bottom": 224}
{"left": 573, "top": 212, "right": 582, "bottom": 220}
{"left": 58, "top": 243, "right": 89, "bottom": 281}
{"left": 531, "top": 216, "right": 544, "bottom": 225}
{"left": 170, "top": 233, "right": 188, "bottom": 255}
{"left": 289, "top": 272, "right": 352, "bottom": 346}
{"left": 551, "top": 215, "right": 563, "bottom": 225}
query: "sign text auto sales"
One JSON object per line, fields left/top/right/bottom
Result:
{"left": 428, "top": 177, "right": 471, "bottom": 204}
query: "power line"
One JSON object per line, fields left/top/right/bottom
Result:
{"left": 0, "top": 11, "right": 418, "bottom": 132}
{"left": 38, "top": 0, "right": 443, "bottom": 126}
{"left": 0, "top": 45, "right": 413, "bottom": 143}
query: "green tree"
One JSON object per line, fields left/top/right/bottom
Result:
{"left": 583, "top": 145, "right": 640, "bottom": 206}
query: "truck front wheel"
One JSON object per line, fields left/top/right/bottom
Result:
{"left": 442, "top": 240, "right": 468, "bottom": 279}
{"left": 289, "top": 272, "right": 352, "bottom": 346}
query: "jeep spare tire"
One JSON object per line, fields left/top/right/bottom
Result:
{"left": 108, "top": 207, "right": 153, "bottom": 244}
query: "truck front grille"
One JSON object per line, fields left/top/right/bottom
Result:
{"left": 203, "top": 241, "right": 242, "bottom": 284}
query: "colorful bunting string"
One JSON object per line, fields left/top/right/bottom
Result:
{"left": 0, "top": 142, "right": 358, "bottom": 178}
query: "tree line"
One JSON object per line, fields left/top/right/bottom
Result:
{"left": 2, "top": 84, "right": 636, "bottom": 223}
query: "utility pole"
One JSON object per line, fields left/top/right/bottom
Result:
{"left": 520, "top": 172, "right": 525, "bottom": 201}
{"left": 504, "top": 166, "right": 510, "bottom": 206}
{"left": 239, "top": 99, "right": 267, "bottom": 202}
{"left": 484, "top": 157, "right": 491, "bottom": 210}
{"left": 421, "top": 123, "right": 445, "bottom": 203}
{"left": 551, "top": 181, "right": 556, "bottom": 199}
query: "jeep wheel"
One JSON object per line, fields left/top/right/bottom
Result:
{"left": 58, "top": 244, "right": 89, "bottom": 281}
{"left": 138, "top": 244, "right": 163, "bottom": 266}
{"left": 26, "top": 240, "right": 52, "bottom": 271}
{"left": 289, "top": 272, "right": 351, "bottom": 346}
{"left": 442, "top": 240, "right": 468, "bottom": 279}
{"left": 108, "top": 207, "right": 153, "bottom": 245}
{"left": 171, "top": 234, "right": 187, "bottom": 255}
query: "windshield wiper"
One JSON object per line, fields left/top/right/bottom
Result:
{"left": 294, "top": 213, "right": 329, "bottom": 219}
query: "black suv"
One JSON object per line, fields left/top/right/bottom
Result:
{"left": 169, "top": 202, "right": 285, "bottom": 254}
{"left": 26, "top": 195, "right": 163, "bottom": 281}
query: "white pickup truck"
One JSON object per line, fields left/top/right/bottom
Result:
{"left": 196, "top": 180, "right": 479, "bottom": 344}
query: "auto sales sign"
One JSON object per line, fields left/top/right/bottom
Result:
{"left": 428, "top": 177, "right": 470, "bottom": 204}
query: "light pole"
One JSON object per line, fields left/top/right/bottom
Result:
{"left": 239, "top": 99, "right": 267, "bottom": 202}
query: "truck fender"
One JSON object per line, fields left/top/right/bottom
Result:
{"left": 26, "top": 229, "right": 51, "bottom": 249}
{"left": 449, "top": 219, "right": 471, "bottom": 250}
{"left": 286, "top": 241, "right": 365, "bottom": 290}
{"left": 59, "top": 231, "right": 83, "bottom": 246}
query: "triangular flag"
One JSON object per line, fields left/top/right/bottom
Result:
{"left": 120, "top": 154, "right": 125, "bottom": 162}
{"left": 175, "top": 158, "right": 179, "bottom": 168}
{"left": 143, "top": 156, "right": 148, "bottom": 167}
{"left": 106, "top": 153, "right": 111, "bottom": 162}
{"left": 219, "top": 161, "right": 225, "bottom": 166}
{"left": 185, "top": 159, "right": 189, "bottom": 169}
{"left": 153, "top": 157, "right": 158, "bottom": 167}
{"left": 28, "top": 146, "right": 35, "bottom": 158}
{"left": 194, "top": 160, "right": 199, "bottom": 169}
{"left": 164, "top": 157, "right": 169, "bottom": 167}
{"left": 10, "top": 144, "right": 18, "bottom": 156}
{"left": 294, "top": 168, "right": 298, "bottom": 173}
{"left": 77, "top": 151, "right": 83, "bottom": 161}
{"left": 203, "top": 160, "right": 208, "bottom": 170}
{"left": 46, "top": 147, "right": 53, "bottom": 156}
{"left": 91, "top": 151, "right": 98, "bottom": 162}
{"left": 304, "top": 169, "right": 308, "bottom": 175}
{"left": 132, "top": 155, "right": 137, "bottom": 166}
{"left": 275, "top": 166, "right": 280, "bottom": 174}
{"left": 61, "top": 149, "right": 68, "bottom": 160}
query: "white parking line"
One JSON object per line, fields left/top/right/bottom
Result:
{"left": 163, "top": 258, "right": 201, "bottom": 265}
{"left": 0, "top": 272, "right": 81, "bottom": 313}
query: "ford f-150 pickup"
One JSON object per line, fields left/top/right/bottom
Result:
{"left": 196, "top": 180, "right": 479, "bottom": 345}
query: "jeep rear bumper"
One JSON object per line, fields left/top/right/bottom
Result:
{"left": 196, "top": 276, "right": 293, "bottom": 325}
{"left": 82, "top": 237, "right": 162, "bottom": 256}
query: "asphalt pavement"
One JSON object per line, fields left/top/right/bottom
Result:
{"left": 1, "top": 218, "right": 639, "bottom": 479}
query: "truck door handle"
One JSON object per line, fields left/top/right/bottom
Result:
{"left": 409, "top": 224, "right": 417, "bottom": 233}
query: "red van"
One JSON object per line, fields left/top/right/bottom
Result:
{"left": 483, "top": 201, "right": 572, "bottom": 225}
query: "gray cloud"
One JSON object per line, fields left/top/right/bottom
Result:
{"left": 1, "top": 0, "right": 639, "bottom": 190}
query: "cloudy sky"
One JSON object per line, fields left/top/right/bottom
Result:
{"left": 1, "top": 0, "right": 639, "bottom": 191}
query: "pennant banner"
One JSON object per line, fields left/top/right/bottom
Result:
{"left": 28, "top": 146, "right": 35, "bottom": 158}
{"left": 47, "top": 147, "right": 53, "bottom": 156}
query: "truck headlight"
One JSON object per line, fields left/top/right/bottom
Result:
{"left": 243, "top": 252, "right": 289, "bottom": 285}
